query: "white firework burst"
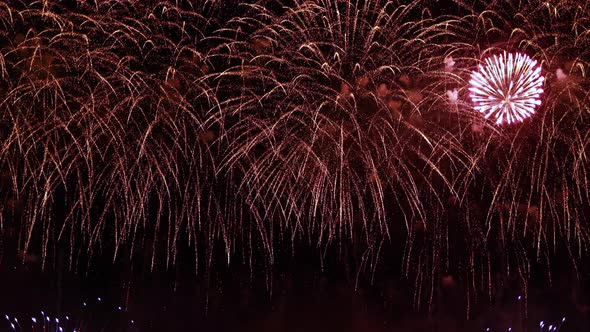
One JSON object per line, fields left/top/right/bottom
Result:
{"left": 469, "top": 51, "right": 545, "bottom": 125}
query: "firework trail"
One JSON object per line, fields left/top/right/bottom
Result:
{"left": 0, "top": 0, "right": 243, "bottom": 273}
{"left": 212, "top": 0, "right": 475, "bottom": 284}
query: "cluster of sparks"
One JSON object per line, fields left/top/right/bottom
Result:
{"left": 482, "top": 295, "right": 572, "bottom": 332}
{"left": 0, "top": 0, "right": 589, "bottom": 310}
{"left": 3, "top": 297, "right": 136, "bottom": 332}
{"left": 469, "top": 52, "right": 545, "bottom": 125}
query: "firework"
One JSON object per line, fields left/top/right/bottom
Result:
{"left": 469, "top": 52, "right": 544, "bottom": 125}
{"left": 212, "top": 0, "right": 473, "bottom": 293}
{"left": 0, "top": 0, "right": 232, "bottom": 271}
{"left": 431, "top": 0, "right": 590, "bottom": 314}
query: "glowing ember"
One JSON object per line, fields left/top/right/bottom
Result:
{"left": 469, "top": 51, "right": 544, "bottom": 125}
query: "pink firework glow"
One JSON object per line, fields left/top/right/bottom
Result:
{"left": 469, "top": 51, "right": 545, "bottom": 125}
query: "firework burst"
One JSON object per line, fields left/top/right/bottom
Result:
{"left": 212, "top": 0, "right": 472, "bottom": 268}
{"left": 469, "top": 51, "right": 544, "bottom": 125}
{"left": 0, "top": 0, "right": 231, "bottom": 271}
